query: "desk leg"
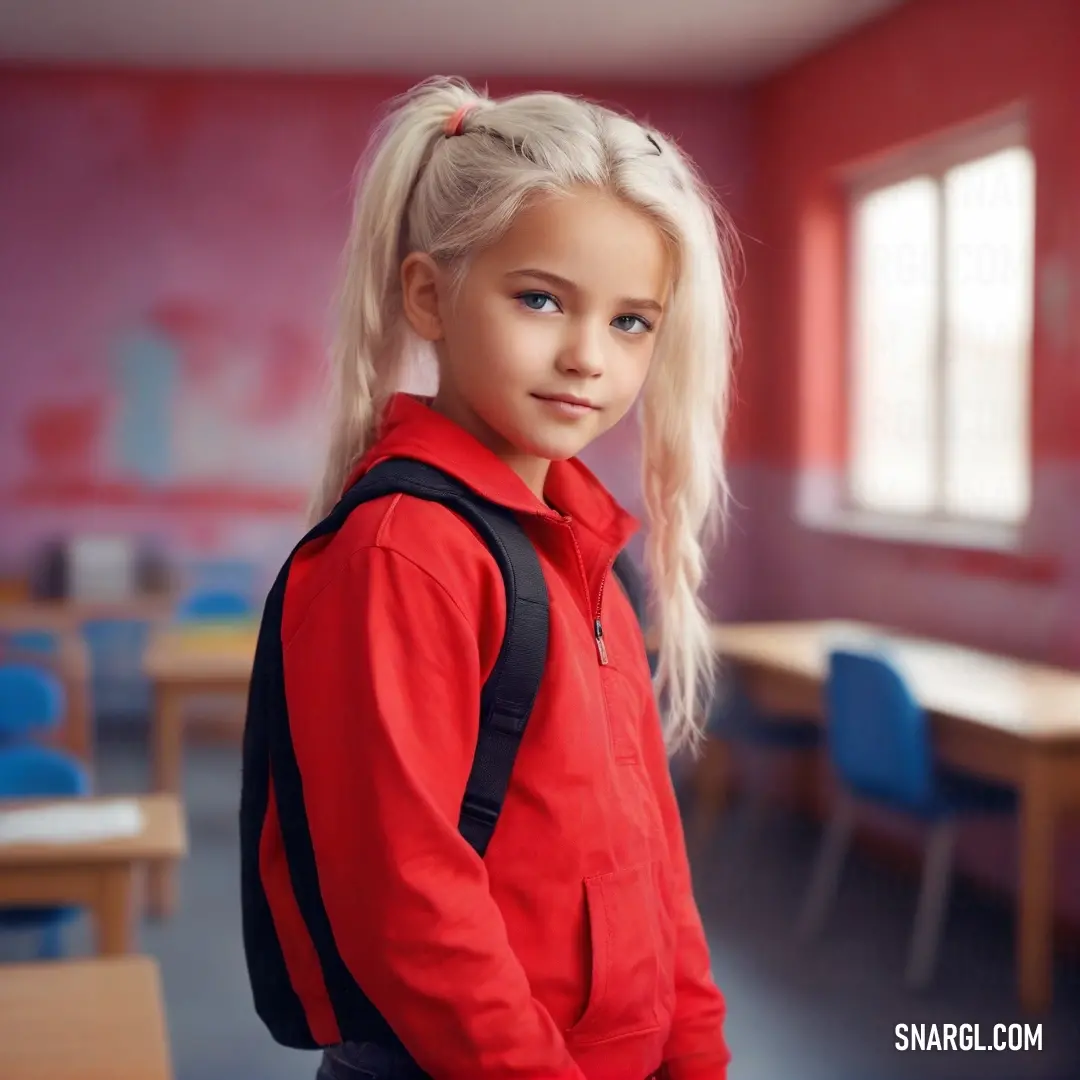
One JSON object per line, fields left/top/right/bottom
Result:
{"left": 65, "top": 667, "right": 94, "bottom": 771}
{"left": 149, "top": 683, "right": 183, "bottom": 919}
{"left": 1018, "top": 747, "right": 1055, "bottom": 1012}
{"left": 95, "top": 864, "right": 137, "bottom": 955}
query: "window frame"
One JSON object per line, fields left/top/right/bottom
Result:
{"left": 839, "top": 111, "right": 1034, "bottom": 540}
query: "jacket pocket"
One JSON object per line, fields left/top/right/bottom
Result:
{"left": 566, "top": 861, "right": 665, "bottom": 1045}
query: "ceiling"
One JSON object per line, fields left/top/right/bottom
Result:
{"left": 0, "top": 0, "right": 903, "bottom": 83}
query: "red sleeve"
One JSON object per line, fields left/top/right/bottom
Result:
{"left": 284, "top": 544, "right": 585, "bottom": 1079}
{"left": 641, "top": 706, "right": 730, "bottom": 1079}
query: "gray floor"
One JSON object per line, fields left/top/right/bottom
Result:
{"left": 4, "top": 730, "right": 1079, "bottom": 1080}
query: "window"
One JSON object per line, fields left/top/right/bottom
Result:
{"left": 847, "top": 129, "right": 1035, "bottom": 527}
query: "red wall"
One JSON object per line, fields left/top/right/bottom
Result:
{"left": 738, "top": 0, "right": 1080, "bottom": 656}
{"left": 744, "top": 0, "right": 1080, "bottom": 469}
{"left": 739, "top": 0, "right": 1080, "bottom": 922}
{"left": 0, "top": 67, "right": 752, "bottom": 588}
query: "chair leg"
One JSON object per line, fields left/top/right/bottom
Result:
{"left": 906, "top": 820, "right": 957, "bottom": 990}
{"left": 797, "top": 795, "right": 856, "bottom": 941}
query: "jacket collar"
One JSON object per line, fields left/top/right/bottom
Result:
{"left": 347, "top": 393, "right": 638, "bottom": 551}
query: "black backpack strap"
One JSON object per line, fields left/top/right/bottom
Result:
{"left": 341, "top": 460, "right": 549, "bottom": 857}
{"left": 612, "top": 548, "right": 647, "bottom": 632}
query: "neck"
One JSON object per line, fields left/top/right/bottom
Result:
{"left": 429, "top": 390, "right": 551, "bottom": 502}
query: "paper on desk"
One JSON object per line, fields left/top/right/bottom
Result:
{"left": 0, "top": 799, "right": 144, "bottom": 845}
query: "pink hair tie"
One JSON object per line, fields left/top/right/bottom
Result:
{"left": 444, "top": 102, "right": 478, "bottom": 137}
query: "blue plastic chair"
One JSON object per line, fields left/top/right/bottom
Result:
{"left": 0, "top": 629, "right": 60, "bottom": 655}
{"left": 176, "top": 588, "right": 254, "bottom": 622}
{"left": 82, "top": 618, "right": 153, "bottom": 723}
{"left": 673, "top": 661, "right": 820, "bottom": 850}
{"left": 183, "top": 557, "right": 259, "bottom": 596}
{"left": 0, "top": 745, "right": 91, "bottom": 958}
{"left": 0, "top": 664, "right": 66, "bottom": 743}
{"left": 798, "top": 649, "right": 1016, "bottom": 988}
{"left": 708, "top": 673, "right": 822, "bottom": 751}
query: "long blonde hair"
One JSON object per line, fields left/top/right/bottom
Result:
{"left": 313, "top": 76, "right": 738, "bottom": 754}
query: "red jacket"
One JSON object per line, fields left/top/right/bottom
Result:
{"left": 264, "top": 392, "right": 729, "bottom": 1079}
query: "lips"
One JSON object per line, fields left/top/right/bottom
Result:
{"left": 532, "top": 393, "right": 598, "bottom": 409}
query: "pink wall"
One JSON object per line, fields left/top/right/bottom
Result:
{"left": 0, "top": 67, "right": 752, "bottom": 594}
{"left": 740, "top": 0, "right": 1080, "bottom": 921}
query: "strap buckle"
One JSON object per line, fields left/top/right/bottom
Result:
{"left": 460, "top": 793, "right": 500, "bottom": 828}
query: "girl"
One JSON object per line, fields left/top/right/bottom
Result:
{"left": 245, "top": 76, "right": 737, "bottom": 1080}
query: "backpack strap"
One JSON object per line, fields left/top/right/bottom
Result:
{"left": 612, "top": 548, "right": 647, "bottom": 632}
{"left": 340, "top": 459, "right": 549, "bottom": 856}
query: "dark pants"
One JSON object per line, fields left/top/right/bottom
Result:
{"left": 315, "top": 1042, "right": 429, "bottom": 1080}
{"left": 315, "top": 1044, "right": 663, "bottom": 1079}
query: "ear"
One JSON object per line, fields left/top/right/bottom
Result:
{"left": 400, "top": 252, "right": 446, "bottom": 342}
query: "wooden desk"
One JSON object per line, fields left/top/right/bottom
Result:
{"left": 0, "top": 793, "right": 187, "bottom": 954}
{"left": 700, "top": 620, "right": 1080, "bottom": 1014}
{"left": 0, "top": 596, "right": 175, "bottom": 634}
{"left": 143, "top": 622, "right": 256, "bottom": 915}
{"left": 0, "top": 955, "right": 174, "bottom": 1080}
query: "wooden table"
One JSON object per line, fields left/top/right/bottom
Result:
{"left": 0, "top": 793, "right": 187, "bottom": 954}
{"left": 0, "top": 955, "right": 174, "bottom": 1080}
{"left": 143, "top": 621, "right": 257, "bottom": 915}
{"left": 698, "top": 620, "right": 1080, "bottom": 1014}
{"left": 0, "top": 596, "right": 175, "bottom": 634}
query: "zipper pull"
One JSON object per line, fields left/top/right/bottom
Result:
{"left": 594, "top": 619, "right": 609, "bottom": 665}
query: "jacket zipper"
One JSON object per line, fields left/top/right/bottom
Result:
{"left": 592, "top": 556, "right": 616, "bottom": 666}
{"left": 593, "top": 618, "right": 608, "bottom": 665}
{"left": 539, "top": 509, "right": 615, "bottom": 667}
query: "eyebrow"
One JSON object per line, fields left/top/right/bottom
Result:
{"left": 506, "top": 268, "right": 665, "bottom": 315}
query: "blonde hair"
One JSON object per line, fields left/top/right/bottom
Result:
{"left": 314, "top": 76, "right": 738, "bottom": 755}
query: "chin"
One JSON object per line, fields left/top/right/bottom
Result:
{"left": 518, "top": 428, "right": 593, "bottom": 462}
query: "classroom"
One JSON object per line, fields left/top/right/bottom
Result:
{"left": 1, "top": 2, "right": 1079, "bottom": 1078}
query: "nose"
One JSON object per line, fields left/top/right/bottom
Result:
{"left": 556, "top": 318, "right": 606, "bottom": 378}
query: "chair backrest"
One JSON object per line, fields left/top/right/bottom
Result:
{"left": 0, "top": 663, "right": 66, "bottom": 739}
{"left": 0, "top": 744, "right": 89, "bottom": 799}
{"left": 703, "top": 671, "right": 758, "bottom": 738}
{"left": 82, "top": 618, "right": 153, "bottom": 720}
{"left": 1, "top": 629, "right": 60, "bottom": 654}
{"left": 176, "top": 588, "right": 254, "bottom": 621}
{"left": 825, "top": 649, "right": 935, "bottom": 811}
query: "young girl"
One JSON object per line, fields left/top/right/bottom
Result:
{"left": 245, "top": 76, "right": 737, "bottom": 1080}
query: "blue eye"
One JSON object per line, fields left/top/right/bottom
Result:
{"left": 612, "top": 314, "right": 652, "bottom": 335}
{"left": 517, "top": 291, "right": 560, "bottom": 313}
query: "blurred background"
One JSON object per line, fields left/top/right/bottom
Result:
{"left": 1, "top": 0, "right": 1079, "bottom": 1078}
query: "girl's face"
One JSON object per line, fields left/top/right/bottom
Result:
{"left": 401, "top": 187, "right": 671, "bottom": 498}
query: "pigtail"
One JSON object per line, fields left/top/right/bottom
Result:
{"left": 309, "top": 78, "right": 484, "bottom": 522}
{"left": 640, "top": 186, "right": 739, "bottom": 754}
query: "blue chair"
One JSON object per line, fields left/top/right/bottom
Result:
{"left": 183, "top": 556, "right": 259, "bottom": 596}
{"left": 0, "top": 663, "right": 66, "bottom": 743}
{"left": 82, "top": 618, "right": 152, "bottom": 724}
{"left": 682, "top": 666, "right": 821, "bottom": 850}
{"left": 0, "top": 745, "right": 90, "bottom": 958}
{"left": 797, "top": 649, "right": 1016, "bottom": 988}
{"left": 176, "top": 588, "right": 254, "bottom": 622}
{"left": 1, "top": 629, "right": 60, "bottom": 655}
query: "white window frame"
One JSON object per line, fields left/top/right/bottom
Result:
{"left": 826, "top": 111, "right": 1035, "bottom": 550}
